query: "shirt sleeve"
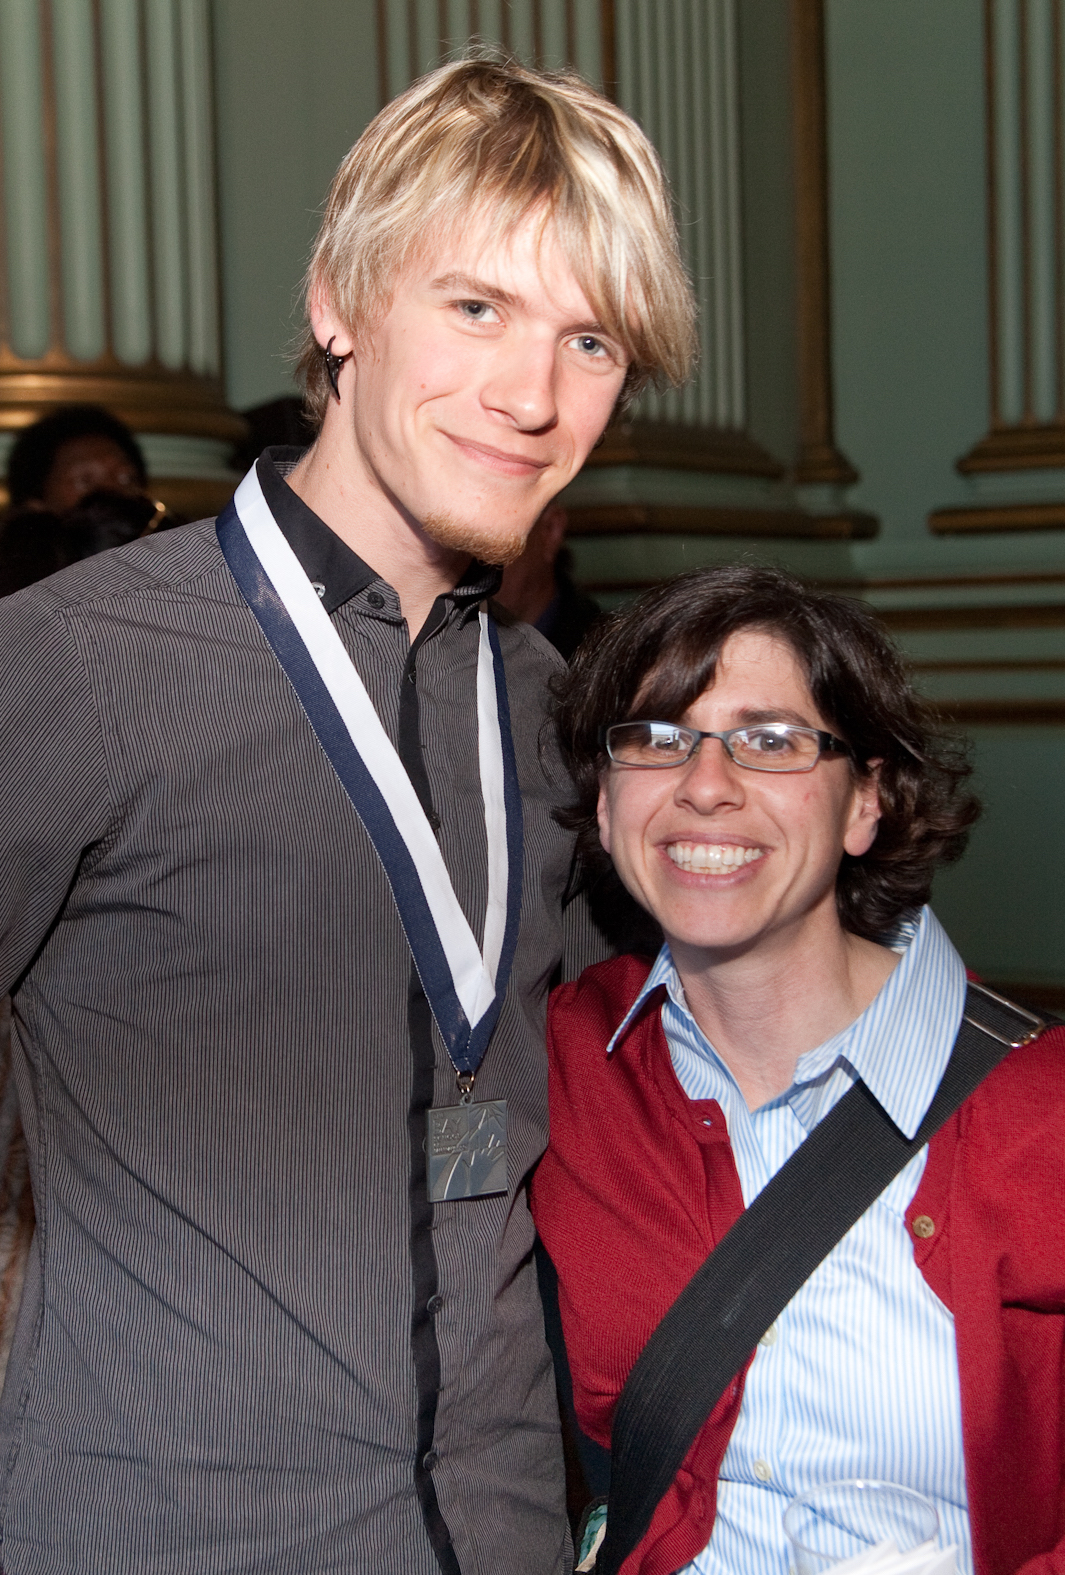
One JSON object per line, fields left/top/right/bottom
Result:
{"left": 0, "top": 587, "right": 114, "bottom": 993}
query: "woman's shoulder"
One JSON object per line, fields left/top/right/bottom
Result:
{"left": 548, "top": 953, "right": 657, "bottom": 1042}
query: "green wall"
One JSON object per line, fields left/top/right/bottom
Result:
{"left": 828, "top": 0, "right": 989, "bottom": 548}
{"left": 932, "top": 728, "right": 1065, "bottom": 989}
{"left": 212, "top": 0, "right": 380, "bottom": 409}
{"left": 209, "top": 0, "right": 1065, "bottom": 991}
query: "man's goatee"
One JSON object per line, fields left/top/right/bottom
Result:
{"left": 421, "top": 511, "right": 530, "bottom": 567}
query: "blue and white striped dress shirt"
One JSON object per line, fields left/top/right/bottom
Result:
{"left": 606, "top": 906, "right": 971, "bottom": 1575}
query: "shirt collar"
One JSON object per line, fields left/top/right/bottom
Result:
{"left": 606, "top": 906, "right": 967, "bottom": 1140}
{"left": 256, "top": 446, "right": 503, "bottom": 613}
{"left": 606, "top": 946, "right": 677, "bottom": 1057}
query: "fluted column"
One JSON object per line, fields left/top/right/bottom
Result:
{"left": 937, "top": 0, "right": 1065, "bottom": 522}
{"left": 0, "top": 0, "right": 243, "bottom": 514}
{"left": 376, "top": 0, "right": 606, "bottom": 100}
{"left": 616, "top": 0, "right": 744, "bottom": 431}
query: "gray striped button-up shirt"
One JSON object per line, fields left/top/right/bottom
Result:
{"left": 0, "top": 452, "right": 595, "bottom": 1575}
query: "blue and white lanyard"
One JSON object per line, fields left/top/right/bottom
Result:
{"left": 216, "top": 462, "right": 524, "bottom": 1078}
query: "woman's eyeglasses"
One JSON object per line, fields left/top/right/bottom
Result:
{"left": 602, "top": 721, "right": 852, "bottom": 774}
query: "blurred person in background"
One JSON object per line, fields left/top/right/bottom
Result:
{"left": 496, "top": 501, "right": 601, "bottom": 659}
{"left": 0, "top": 405, "right": 171, "bottom": 594}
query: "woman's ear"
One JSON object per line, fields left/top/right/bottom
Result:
{"left": 596, "top": 775, "right": 613, "bottom": 858}
{"left": 843, "top": 758, "right": 883, "bottom": 858}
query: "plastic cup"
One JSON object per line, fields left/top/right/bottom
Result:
{"left": 783, "top": 1479, "right": 939, "bottom": 1574}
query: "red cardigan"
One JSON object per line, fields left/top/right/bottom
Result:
{"left": 531, "top": 955, "right": 1065, "bottom": 1575}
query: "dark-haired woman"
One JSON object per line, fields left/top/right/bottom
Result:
{"left": 531, "top": 566, "right": 1065, "bottom": 1575}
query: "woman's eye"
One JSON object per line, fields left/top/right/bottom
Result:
{"left": 746, "top": 729, "right": 791, "bottom": 753}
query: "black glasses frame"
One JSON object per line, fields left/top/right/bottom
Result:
{"left": 600, "top": 721, "right": 852, "bottom": 773}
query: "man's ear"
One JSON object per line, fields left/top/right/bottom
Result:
{"left": 308, "top": 291, "right": 354, "bottom": 358}
{"left": 596, "top": 776, "right": 613, "bottom": 858}
{"left": 843, "top": 758, "right": 883, "bottom": 858}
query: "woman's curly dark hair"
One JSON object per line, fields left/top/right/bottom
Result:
{"left": 554, "top": 564, "right": 980, "bottom": 942}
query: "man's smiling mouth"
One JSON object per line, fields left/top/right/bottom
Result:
{"left": 444, "top": 434, "right": 550, "bottom": 475}
{"left": 666, "top": 842, "right": 765, "bottom": 872}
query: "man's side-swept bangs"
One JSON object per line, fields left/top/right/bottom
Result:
{"left": 297, "top": 57, "right": 697, "bottom": 421}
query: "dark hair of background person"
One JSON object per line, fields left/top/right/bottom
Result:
{"left": 6, "top": 405, "right": 147, "bottom": 508}
{"left": 0, "top": 490, "right": 175, "bottom": 598}
{"left": 553, "top": 563, "right": 981, "bottom": 943}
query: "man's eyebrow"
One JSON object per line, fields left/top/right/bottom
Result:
{"left": 428, "top": 272, "right": 609, "bottom": 335}
{"left": 430, "top": 272, "right": 520, "bottom": 308}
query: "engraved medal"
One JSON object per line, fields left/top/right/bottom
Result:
{"left": 427, "top": 1096, "right": 508, "bottom": 1202}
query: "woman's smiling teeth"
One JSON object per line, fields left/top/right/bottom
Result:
{"left": 666, "top": 842, "right": 764, "bottom": 873}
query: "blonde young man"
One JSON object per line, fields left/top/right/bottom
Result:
{"left": 0, "top": 60, "right": 694, "bottom": 1575}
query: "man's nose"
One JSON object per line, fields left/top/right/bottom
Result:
{"left": 482, "top": 336, "right": 559, "bottom": 432}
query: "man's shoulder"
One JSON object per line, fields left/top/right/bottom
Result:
{"left": 490, "top": 600, "right": 567, "bottom": 681}
{"left": 6, "top": 518, "right": 228, "bottom": 623}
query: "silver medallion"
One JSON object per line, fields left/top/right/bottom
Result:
{"left": 427, "top": 1100, "right": 508, "bottom": 1202}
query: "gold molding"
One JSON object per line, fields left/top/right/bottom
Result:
{"left": 565, "top": 502, "right": 877, "bottom": 538}
{"left": 878, "top": 603, "right": 1065, "bottom": 632}
{"left": 586, "top": 420, "right": 785, "bottom": 477}
{"left": 790, "top": 0, "right": 859, "bottom": 487}
{"left": 929, "top": 500, "right": 1065, "bottom": 533}
{"left": 822, "top": 569, "right": 1065, "bottom": 591}
{"left": 150, "top": 476, "right": 236, "bottom": 519}
{"left": 0, "top": 473, "right": 235, "bottom": 518}
{"left": 911, "top": 658, "right": 1065, "bottom": 672}
{"left": 0, "top": 363, "right": 246, "bottom": 443}
{"left": 574, "top": 579, "right": 1065, "bottom": 633}
{"left": 956, "top": 423, "right": 1065, "bottom": 473}
{"left": 931, "top": 699, "right": 1065, "bottom": 724}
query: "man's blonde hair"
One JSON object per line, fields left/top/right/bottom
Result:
{"left": 297, "top": 57, "right": 697, "bottom": 422}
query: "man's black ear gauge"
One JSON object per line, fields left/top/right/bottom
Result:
{"left": 323, "top": 335, "right": 351, "bottom": 402}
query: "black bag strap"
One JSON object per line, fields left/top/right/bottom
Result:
{"left": 595, "top": 982, "right": 1044, "bottom": 1575}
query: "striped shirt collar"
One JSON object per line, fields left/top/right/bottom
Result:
{"left": 605, "top": 905, "right": 967, "bottom": 1139}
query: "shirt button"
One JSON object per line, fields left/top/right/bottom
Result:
{"left": 753, "top": 1458, "right": 772, "bottom": 1482}
{"left": 759, "top": 1323, "right": 778, "bottom": 1346}
{"left": 366, "top": 590, "right": 385, "bottom": 608}
{"left": 422, "top": 1450, "right": 439, "bottom": 1471}
{"left": 427, "top": 811, "right": 441, "bottom": 832}
{"left": 426, "top": 1294, "right": 443, "bottom": 1316}
{"left": 912, "top": 1214, "right": 935, "bottom": 1239}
